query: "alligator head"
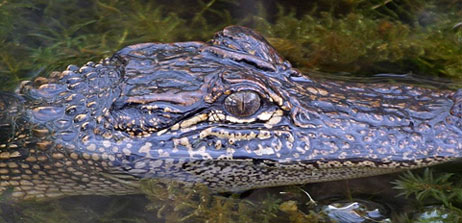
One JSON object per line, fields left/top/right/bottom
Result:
{"left": 3, "top": 26, "right": 462, "bottom": 199}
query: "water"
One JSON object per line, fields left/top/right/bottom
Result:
{"left": 1, "top": 0, "right": 462, "bottom": 222}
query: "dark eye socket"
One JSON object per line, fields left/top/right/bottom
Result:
{"left": 224, "top": 91, "right": 261, "bottom": 117}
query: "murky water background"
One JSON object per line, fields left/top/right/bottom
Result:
{"left": 0, "top": 0, "right": 461, "bottom": 222}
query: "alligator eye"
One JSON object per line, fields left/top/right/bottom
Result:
{"left": 224, "top": 91, "right": 261, "bottom": 117}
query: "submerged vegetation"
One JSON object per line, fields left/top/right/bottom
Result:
{"left": 4, "top": 169, "right": 462, "bottom": 222}
{"left": 392, "top": 168, "right": 462, "bottom": 222}
{"left": 0, "top": 0, "right": 461, "bottom": 91}
{"left": 1, "top": 0, "right": 462, "bottom": 222}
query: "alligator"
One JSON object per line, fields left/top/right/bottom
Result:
{"left": 1, "top": 26, "right": 461, "bottom": 200}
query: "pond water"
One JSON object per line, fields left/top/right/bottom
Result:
{"left": 0, "top": 0, "right": 461, "bottom": 222}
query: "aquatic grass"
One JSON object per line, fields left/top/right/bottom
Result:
{"left": 1, "top": 0, "right": 461, "bottom": 92}
{"left": 0, "top": 0, "right": 236, "bottom": 91}
{"left": 139, "top": 179, "right": 326, "bottom": 223}
{"left": 392, "top": 168, "right": 462, "bottom": 222}
{"left": 139, "top": 179, "right": 275, "bottom": 223}
{"left": 253, "top": 2, "right": 462, "bottom": 78}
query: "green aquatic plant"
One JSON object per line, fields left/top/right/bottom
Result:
{"left": 139, "top": 179, "right": 327, "bottom": 223}
{"left": 139, "top": 179, "right": 273, "bottom": 223}
{"left": 392, "top": 168, "right": 462, "bottom": 222}
{"left": 253, "top": 2, "right": 462, "bottom": 78}
{"left": 1, "top": 0, "right": 461, "bottom": 92}
{"left": 0, "top": 0, "right": 236, "bottom": 91}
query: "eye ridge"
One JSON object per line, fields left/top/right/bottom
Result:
{"left": 224, "top": 90, "right": 261, "bottom": 117}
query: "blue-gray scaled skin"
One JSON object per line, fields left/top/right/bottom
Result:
{"left": 1, "top": 26, "right": 461, "bottom": 200}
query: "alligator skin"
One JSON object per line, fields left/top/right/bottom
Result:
{"left": 1, "top": 26, "right": 461, "bottom": 200}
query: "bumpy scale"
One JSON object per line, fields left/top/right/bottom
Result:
{"left": 1, "top": 26, "right": 462, "bottom": 200}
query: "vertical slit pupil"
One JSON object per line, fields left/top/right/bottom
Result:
{"left": 225, "top": 90, "right": 261, "bottom": 117}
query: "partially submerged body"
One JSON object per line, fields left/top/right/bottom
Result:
{"left": 1, "top": 26, "right": 461, "bottom": 200}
